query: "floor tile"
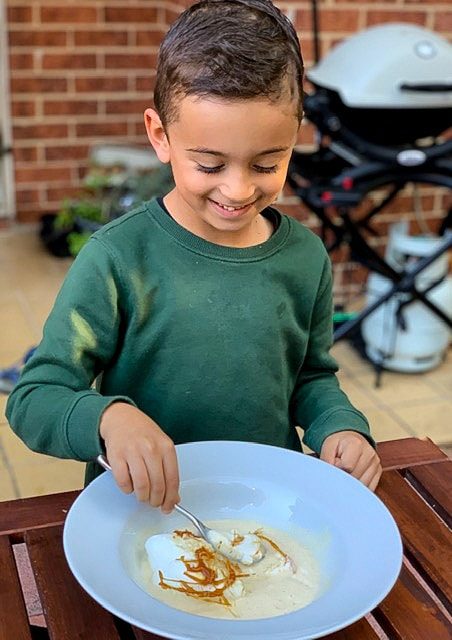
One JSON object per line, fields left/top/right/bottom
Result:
{"left": 392, "top": 400, "right": 452, "bottom": 445}
{"left": 0, "top": 297, "right": 39, "bottom": 350}
{"left": 295, "top": 426, "right": 314, "bottom": 454}
{"left": 337, "top": 376, "right": 380, "bottom": 412}
{"left": 14, "top": 459, "right": 85, "bottom": 498}
{"left": 0, "top": 468, "right": 18, "bottom": 501}
{"left": 423, "top": 353, "right": 452, "bottom": 379}
{"left": 13, "top": 544, "right": 44, "bottom": 621}
{"left": 335, "top": 367, "right": 351, "bottom": 382}
{"left": 429, "top": 373, "right": 452, "bottom": 400}
{"left": 16, "top": 292, "right": 60, "bottom": 337}
{"left": 331, "top": 342, "right": 374, "bottom": 375}
{"left": 0, "top": 395, "right": 7, "bottom": 423}
{"left": 422, "top": 363, "right": 452, "bottom": 399}
{"left": 0, "top": 349, "right": 32, "bottom": 368}
{"left": 362, "top": 407, "right": 414, "bottom": 442}
{"left": 358, "top": 371, "right": 445, "bottom": 407}
{"left": 0, "top": 428, "right": 56, "bottom": 467}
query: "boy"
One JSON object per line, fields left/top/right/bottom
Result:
{"left": 6, "top": 0, "right": 381, "bottom": 512}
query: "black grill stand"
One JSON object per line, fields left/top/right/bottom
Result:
{"left": 287, "top": 95, "right": 452, "bottom": 384}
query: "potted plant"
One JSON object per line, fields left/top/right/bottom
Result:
{"left": 40, "top": 145, "right": 174, "bottom": 257}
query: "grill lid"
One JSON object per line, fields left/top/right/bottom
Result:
{"left": 307, "top": 24, "right": 452, "bottom": 108}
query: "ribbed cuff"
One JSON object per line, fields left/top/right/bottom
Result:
{"left": 63, "top": 391, "right": 136, "bottom": 461}
{"left": 303, "top": 407, "right": 375, "bottom": 454}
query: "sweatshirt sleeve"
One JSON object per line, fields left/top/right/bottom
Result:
{"left": 290, "top": 255, "right": 374, "bottom": 454}
{"left": 6, "top": 237, "right": 135, "bottom": 461}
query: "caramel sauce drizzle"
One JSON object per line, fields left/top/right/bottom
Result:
{"left": 158, "top": 530, "right": 248, "bottom": 606}
{"left": 231, "top": 533, "right": 245, "bottom": 546}
{"left": 157, "top": 528, "right": 292, "bottom": 607}
{"left": 255, "top": 531, "right": 289, "bottom": 562}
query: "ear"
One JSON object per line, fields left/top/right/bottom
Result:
{"left": 144, "top": 108, "right": 170, "bottom": 163}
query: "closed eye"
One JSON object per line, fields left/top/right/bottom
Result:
{"left": 254, "top": 165, "right": 278, "bottom": 174}
{"left": 195, "top": 164, "right": 278, "bottom": 174}
{"left": 196, "top": 164, "right": 224, "bottom": 174}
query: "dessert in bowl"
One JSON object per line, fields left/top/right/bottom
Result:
{"left": 124, "top": 516, "right": 321, "bottom": 619}
{"left": 63, "top": 441, "right": 402, "bottom": 640}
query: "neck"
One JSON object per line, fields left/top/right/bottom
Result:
{"left": 163, "top": 191, "right": 274, "bottom": 248}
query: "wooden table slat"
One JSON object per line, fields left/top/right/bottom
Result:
{"left": 377, "top": 470, "right": 452, "bottom": 605}
{"left": 321, "top": 616, "right": 382, "bottom": 639}
{"left": 0, "top": 491, "right": 77, "bottom": 536}
{"left": 377, "top": 438, "right": 447, "bottom": 471}
{"left": 374, "top": 563, "right": 452, "bottom": 639}
{"left": 0, "top": 438, "right": 449, "bottom": 640}
{"left": 0, "top": 536, "right": 33, "bottom": 640}
{"left": 405, "top": 462, "right": 452, "bottom": 528}
{"left": 25, "top": 524, "right": 121, "bottom": 640}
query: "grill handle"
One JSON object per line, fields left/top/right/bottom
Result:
{"left": 400, "top": 82, "right": 452, "bottom": 92}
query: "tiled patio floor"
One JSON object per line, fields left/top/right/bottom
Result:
{"left": 0, "top": 224, "right": 451, "bottom": 501}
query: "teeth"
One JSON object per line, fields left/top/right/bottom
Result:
{"left": 217, "top": 202, "right": 245, "bottom": 211}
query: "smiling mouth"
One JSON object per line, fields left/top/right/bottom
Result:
{"left": 209, "top": 199, "right": 256, "bottom": 213}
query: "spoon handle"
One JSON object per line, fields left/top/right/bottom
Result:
{"left": 173, "top": 504, "right": 209, "bottom": 539}
{"left": 97, "top": 454, "right": 112, "bottom": 471}
{"left": 96, "top": 455, "right": 209, "bottom": 539}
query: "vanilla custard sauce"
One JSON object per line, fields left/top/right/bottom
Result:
{"left": 121, "top": 518, "right": 322, "bottom": 620}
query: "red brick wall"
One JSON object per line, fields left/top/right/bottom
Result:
{"left": 7, "top": 1, "right": 175, "bottom": 219}
{"left": 5, "top": 0, "right": 452, "bottom": 301}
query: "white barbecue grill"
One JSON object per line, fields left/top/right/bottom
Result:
{"left": 287, "top": 23, "right": 452, "bottom": 382}
{"left": 306, "top": 23, "right": 452, "bottom": 144}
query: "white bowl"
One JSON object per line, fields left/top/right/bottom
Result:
{"left": 63, "top": 441, "right": 402, "bottom": 640}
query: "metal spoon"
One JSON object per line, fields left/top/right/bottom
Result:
{"left": 96, "top": 453, "right": 264, "bottom": 564}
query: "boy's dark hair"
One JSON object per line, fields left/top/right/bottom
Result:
{"left": 154, "top": 0, "right": 304, "bottom": 127}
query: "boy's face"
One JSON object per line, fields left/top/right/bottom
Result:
{"left": 145, "top": 95, "right": 299, "bottom": 246}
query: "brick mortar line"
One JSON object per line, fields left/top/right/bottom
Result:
{"left": 9, "top": 46, "right": 161, "bottom": 52}
{"left": 10, "top": 70, "right": 156, "bottom": 76}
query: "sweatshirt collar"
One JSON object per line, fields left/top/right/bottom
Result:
{"left": 145, "top": 197, "right": 291, "bottom": 262}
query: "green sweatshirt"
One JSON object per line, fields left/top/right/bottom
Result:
{"left": 6, "top": 198, "right": 372, "bottom": 484}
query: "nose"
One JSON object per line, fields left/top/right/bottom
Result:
{"left": 219, "top": 169, "right": 256, "bottom": 204}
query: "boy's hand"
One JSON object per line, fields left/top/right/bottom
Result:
{"left": 320, "top": 431, "right": 382, "bottom": 492}
{"left": 99, "top": 402, "right": 180, "bottom": 513}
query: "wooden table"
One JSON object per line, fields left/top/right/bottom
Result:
{"left": 0, "top": 437, "right": 451, "bottom": 640}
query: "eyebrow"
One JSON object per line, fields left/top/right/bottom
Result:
{"left": 186, "top": 146, "right": 290, "bottom": 157}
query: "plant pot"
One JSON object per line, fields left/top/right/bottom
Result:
{"left": 39, "top": 213, "right": 73, "bottom": 257}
